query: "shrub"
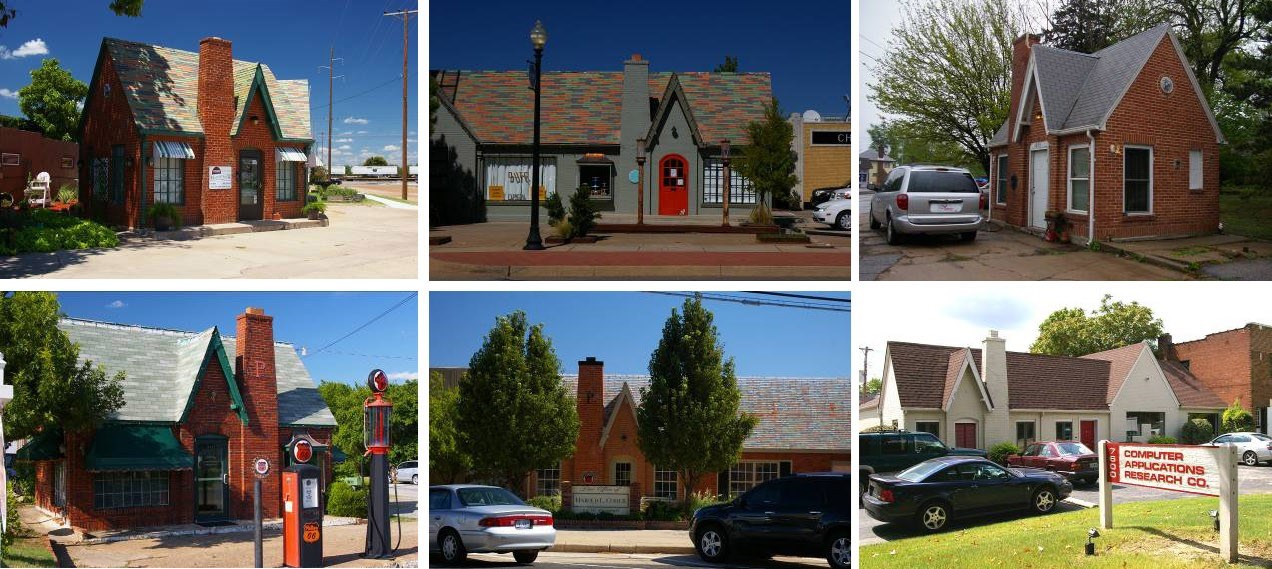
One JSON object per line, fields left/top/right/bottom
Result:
{"left": 1148, "top": 435, "right": 1178, "bottom": 444}
{"left": 56, "top": 184, "right": 78, "bottom": 204}
{"left": 301, "top": 201, "right": 327, "bottom": 217}
{"left": 988, "top": 442, "right": 1022, "bottom": 465}
{"left": 0, "top": 214, "right": 119, "bottom": 255}
{"left": 1181, "top": 417, "right": 1215, "bottom": 444}
{"left": 545, "top": 192, "right": 566, "bottom": 226}
{"left": 1222, "top": 400, "right": 1256, "bottom": 433}
{"left": 147, "top": 202, "right": 182, "bottom": 229}
{"left": 526, "top": 494, "right": 561, "bottom": 514}
{"left": 643, "top": 500, "right": 683, "bottom": 521}
{"left": 326, "top": 479, "right": 367, "bottom": 518}
{"left": 566, "top": 186, "right": 599, "bottom": 239}
{"left": 685, "top": 491, "right": 726, "bottom": 516}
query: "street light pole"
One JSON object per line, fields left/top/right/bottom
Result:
{"left": 524, "top": 20, "right": 548, "bottom": 250}
{"left": 721, "top": 139, "right": 731, "bottom": 226}
{"left": 636, "top": 137, "right": 646, "bottom": 226}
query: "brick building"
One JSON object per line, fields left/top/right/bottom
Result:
{"left": 0, "top": 126, "right": 78, "bottom": 203}
{"left": 1170, "top": 326, "right": 1272, "bottom": 434}
{"left": 18, "top": 308, "right": 337, "bottom": 531}
{"left": 789, "top": 111, "right": 852, "bottom": 205}
{"left": 526, "top": 357, "right": 851, "bottom": 503}
{"left": 77, "top": 37, "right": 313, "bottom": 229}
{"left": 987, "top": 24, "right": 1224, "bottom": 242}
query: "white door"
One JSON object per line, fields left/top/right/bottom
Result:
{"left": 1030, "top": 150, "right": 1048, "bottom": 229}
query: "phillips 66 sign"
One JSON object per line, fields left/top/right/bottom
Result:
{"left": 1105, "top": 442, "right": 1221, "bottom": 496}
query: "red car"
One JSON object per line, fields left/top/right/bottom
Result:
{"left": 1006, "top": 441, "right": 1098, "bottom": 485}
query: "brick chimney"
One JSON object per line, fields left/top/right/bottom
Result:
{"left": 982, "top": 330, "right": 1011, "bottom": 447}
{"left": 1008, "top": 34, "right": 1041, "bottom": 138}
{"left": 236, "top": 307, "right": 278, "bottom": 423}
{"left": 618, "top": 54, "right": 651, "bottom": 214}
{"left": 198, "top": 37, "right": 235, "bottom": 223}
{"left": 574, "top": 357, "right": 606, "bottom": 484}
{"left": 1157, "top": 333, "right": 1175, "bottom": 361}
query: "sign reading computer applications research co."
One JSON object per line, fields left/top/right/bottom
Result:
{"left": 1106, "top": 442, "right": 1220, "bottom": 496}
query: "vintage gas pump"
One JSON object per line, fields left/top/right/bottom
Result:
{"left": 363, "top": 369, "right": 393, "bottom": 559}
{"left": 282, "top": 440, "right": 323, "bottom": 568}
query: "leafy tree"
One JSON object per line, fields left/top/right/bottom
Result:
{"left": 867, "top": 123, "right": 894, "bottom": 157}
{"left": 318, "top": 377, "right": 419, "bottom": 472}
{"left": 429, "top": 371, "right": 471, "bottom": 484}
{"left": 878, "top": 120, "right": 983, "bottom": 172}
{"left": 1043, "top": 0, "right": 1156, "bottom": 53}
{"left": 713, "top": 56, "right": 739, "bottom": 72}
{"left": 1030, "top": 294, "right": 1164, "bottom": 357}
{"left": 733, "top": 98, "right": 799, "bottom": 219}
{"left": 458, "top": 311, "right": 579, "bottom": 494}
{"left": 0, "top": 292, "right": 125, "bottom": 439}
{"left": 636, "top": 295, "right": 757, "bottom": 500}
{"left": 1222, "top": 1, "right": 1272, "bottom": 187}
{"left": 1159, "top": 0, "right": 1268, "bottom": 93}
{"left": 869, "top": 0, "right": 1029, "bottom": 173}
{"left": 363, "top": 156, "right": 389, "bottom": 167}
{"left": 17, "top": 59, "right": 88, "bottom": 142}
{"left": 862, "top": 377, "right": 882, "bottom": 396}
{"left": 0, "top": 1, "right": 141, "bottom": 27}
{"left": 1221, "top": 399, "right": 1256, "bottom": 432}
{"left": 384, "top": 378, "right": 418, "bottom": 465}
{"left": 317, "top": 381, "right": 366, "bottom": 473}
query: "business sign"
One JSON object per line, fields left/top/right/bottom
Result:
{"left": 572, "top": 485, "right": 629, "bottom": 515}
{"left": 209, "top": 166, "right": 232, "bottom": 189}
{"left": 253, "top": 457, "right": 271, "bottom": 479}
{"left": 811, "top": 131, "right": 852, "bottom": 146}
{"left": 1106, "top": 442, "right": 1220, "bottom": 496}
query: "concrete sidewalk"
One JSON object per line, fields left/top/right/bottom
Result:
{"left": 550, "top": 529, "right": 695, "bottom": 555}
{"left": 1100, "top": 233, "right": 1272, "bottom": 279}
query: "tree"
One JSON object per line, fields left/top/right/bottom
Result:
{"left": 318, "top": 377, "right": 419, "bottom": 473}
{"left": 1030, "top": 294, "right": 1164, "bottom": 357}
{"left": 317, "top": 381, "right": 365, "bottom": 473}
{"left": 636, "top": 295, "right": 757, "bottom": 500}
{"left": 0, "top": 292, "right": 125, "bottom": 440}
{"left": 867, "top": 123, "right": 895, "bottom": 158}
{"left": 713, "top": 56, "right": 739, "bottom": 72}
{"left": 458, "top": 311, "right": 579, "bottom": 493}
{"left": 384, "top": 378, "right": 419, "bottom": 465}
{"left": 1043, "top": 0, "right": 1156, "bottom": 53}
{"left": 1221, "top": 399, "right": 1256, "bottom": 432}
{"left": 363, "top": 156, "right": 389, "bottom": 167}
{"left": 862, "top": 377, "right": 882, "bottom": 396}
{"left": 878, "top": 120, "right": 982, "bottom": 172}
{"left": 0, "top": 1, "right": 142, "bottom": 27}
{"left": 1159, "top": 0, "right": 1268, "bottom": 93}
{"left": 870, "top": 0, "right": 1029, "bottom": 173}
{"left": 732, "top": 98, "right": 799, "bottom": 219}
{"left": 1221, "top": 1, "right": 1272, "bottom": 187}
{"left": 18, "top": 59, "right": 88, "bottom": 141}
{"left": 430, "top": 372, "right": 471, "bottom": 484}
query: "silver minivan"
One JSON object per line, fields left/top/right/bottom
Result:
{"left": 869, "top": 165, "right": 985, "bottom": 244}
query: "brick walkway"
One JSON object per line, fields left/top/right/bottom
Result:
{"left": 432, "top": 250, "right": 849, "bottom": 267}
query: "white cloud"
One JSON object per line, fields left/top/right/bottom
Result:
{"left": 0, "top": 88, "right": 17, "bottom": 99}
{"left": 382, "top": 145, "right": 399, "bottom": 152}
{"left": 334, "top": 138, "right": 353, "bottom": 143}
{"left": 342, "top": 117, "right": 368, "bottom": 125}
{"left": 387, "top": 371, "right": 418, "bottom": 382}
{"left": 356, "top": 130, "right": 368, "bottom": 135}
{"left": 106, "top": 300, "right": 125, "bottom": 309}
{"left": 338, "top": 145, "right": 351, "bottom": 150}
{"left": 0, "top": 38, "right": 49, "bottom": 60}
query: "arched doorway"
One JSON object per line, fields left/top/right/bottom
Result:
{"left": 658, "top": 154, "right": 689, "bottom": 216}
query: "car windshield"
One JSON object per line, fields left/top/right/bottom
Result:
{"left": 1057, "top": 442, "right": 1093, "bottom": 456}
{"left": 457, "top": 487, "right": 526, "bottom": 507}
{"left": 897, "top": 460, "right": 948, "bottom": 482}
{"left": 907, "top": 170, "right": 979, "bottom": 193}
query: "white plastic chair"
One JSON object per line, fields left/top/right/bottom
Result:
{"left": 26, "top": 172, "right": 50, "bottom": 208}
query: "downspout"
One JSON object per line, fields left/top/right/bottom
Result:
{"left": 1086, "top": 129, "right": 1096, "bottom": 247}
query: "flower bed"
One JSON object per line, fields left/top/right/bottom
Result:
{"left": 0, "top": 208, "right": 119, "bottom": 255}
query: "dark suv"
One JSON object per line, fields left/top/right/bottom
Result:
{"left": 689, "top": 473, "right": 851, "bottom": 569}
{"left": 860, "top": 431, "right": 986, "bottom": 489}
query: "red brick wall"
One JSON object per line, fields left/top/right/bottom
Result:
{"left": 0, "top": 126, "right": 78, "bottom": 203}
{"left": 147, "top": 133, "right": 207, "bottom": 226}
{"left": 79, "top": 54, "right": 141, "bottom": 228}
{"left": 230, "top": 94, "right": 307, "bottom": 220}
{"left": 236, "top": 309, "right": 282, "bottom": 516}
{"left": 198, "top": 37, "right": 236, "bottom": 225}
{"left": 1176, "top": 325, "right": 1272, "bottom": 419}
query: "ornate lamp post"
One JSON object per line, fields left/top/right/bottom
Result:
{"left": 636, "top": 137, "right": 646, "bottom": 225}
{"left": 524, "top": 20, "right": 548, "bottom": 250}
{"left": 721, "top": 139, "right": 731, "bottom": 226}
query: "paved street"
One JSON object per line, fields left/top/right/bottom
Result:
{"left": 390, "top": 482, "right": 419, "bottom": 518}
{"left": 341, "top": 180, "right": 419, "bottom": 205}
{"left": 858, "top": 189, "right": 1187, "bottom": 280}
{"left": 444, "top": 551, "right": 828, "bottom": 568}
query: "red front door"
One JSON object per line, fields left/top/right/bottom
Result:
{"left": 658, "top": 154, "right": 689, "bottom": 215}
{"left": 955, "top": 423, "right": 977, "bottom": 449}
{"left": 1080, "top": 420, "right": 1097, "bottom": 450}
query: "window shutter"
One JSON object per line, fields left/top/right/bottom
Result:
{"left": 780, "top": 461, "right": 792, "bottom": 477}
{"left": 1189, "top": 150, "right": 1203, "bottom": 190}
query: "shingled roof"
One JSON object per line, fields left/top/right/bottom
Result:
{"left": 95, "top": 38, "right": 311, "bottom": 140}
{"left": 61, "top": 318, "right": 335, "bottom": 427}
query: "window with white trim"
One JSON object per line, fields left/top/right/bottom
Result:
{"left": 1189, "top": 150, "right": 1203, "bottom": 190}
{"left": 614, "top": 462, "right": 632, "bottom": 486}
{"left": 93, "top": 471, "right": 169, "bottom": 509}
{"left": 995, "top": 154, "right": 1008, "bottom": 205}
{"left": 485, "top": 156, "right": 557, "bottom": 202}
{"left": 702, "top": 158, "right": 756, "bottom": 205}
{"left": 1068, "top": 146, "right": 1090, "bottom": 213}
{"left": 535, "top": 464, "right": 561, "bottom": 497}
{"left": 727, "top": 461, "right": 783, "bottom": 497}
{"left": 1124, "top": 146, "right": 1152, "bottom": 214}
{"left": 915, "top": 421, "right": 940, "bottom": 438}
{"left": 276, "top": 160, "right": 297, "bottom": 201}
{"left": 1056, "top": 421, "right": 1074, "bottom": 441}
{"left": 153, "top": 156, "right": 184, "bottom": 204}
{"left": 653, "top": 467, "right": 678, "bottom": 500}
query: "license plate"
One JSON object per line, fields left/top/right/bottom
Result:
{"left": 515, "top": 519, "right": 532, "bottom": 529}
{"left": 930, "top": 203, "right": 961, "bottom": 213}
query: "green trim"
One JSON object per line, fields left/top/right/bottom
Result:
{"left": 178, "top": 328, "right": 249, "bottom": 425}
{"left": 138, "top": 128, "right": 204, "bottom": 138}
{"left": 235, "top": 66, "right": 284, "bottom": 141}
{"left": 85, "top": 424, "right": 193, "bottom": 472}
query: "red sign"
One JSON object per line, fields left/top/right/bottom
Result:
{"left": 1106, "top": 442, "right": 1220, "bottom": 496}
{"left": 368, "top": 369, "right": 389, "bottom": 393}
{"left": 303, "top": 522, "right": 320, "bottom": 543}
{"left": 293, "top": 440, "right": 313, "bottom": 464}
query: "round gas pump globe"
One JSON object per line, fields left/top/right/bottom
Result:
{"left": 367, "top": 368, "right": 389, "bottom": 393}
{"left": 292, "top": 439, "right": 313, "bottom": 463}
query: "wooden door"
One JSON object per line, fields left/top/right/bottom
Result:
{"left": 1080, "top": 420, "right": 1097, "bottom": 450}
{"left": 658, "top": 154, "right": 689, "bottom": 216}
{"left": 955, "top": 423, "right": 977, "bottom": 449}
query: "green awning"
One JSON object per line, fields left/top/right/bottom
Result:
{"left": 86, "top": 424, "right": 193, "bottom": 472}
{"left": 16, "top": 428, "right": 63, "bottom": 461}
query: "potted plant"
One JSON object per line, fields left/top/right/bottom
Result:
{"left": 148, "top": 202, "right": 182, "bottom": 231}
{"left": 1043, "top": 210, "right": 1067, "bottom": 242}
{"left": 301, "top": 200, "right": 326, "bottom": 220}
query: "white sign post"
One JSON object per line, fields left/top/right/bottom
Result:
{"left": 1099, "top": 440, "right": 1239, "bottom": 562}
{"left": 0, "top": 353, "right": 10, "bottom": 534}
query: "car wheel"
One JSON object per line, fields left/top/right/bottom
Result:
{"left": 826, "top": 531, "right": 851, "bottom": 569}
{"left": 886, "top": 215, "right": 903, "bottom": 245}
{"left": 438, "top": 529, "right": 467, "bottom": 565}
{"left": 695, "top": 525, "right": 730, "bottom": 562}
{"left": 412, "top": 474, "right": 419, "bottom": 485}
{"left": 1032, "top": 487, "right": 1058, "bottom": 514}
{"left": 869, "top": 211, "right": 881, "bottom": 230}
{"left": 836, "top": 211, "right": 851, "bottom": 231}
{"left": 916, "top": 501, "right": 950, "bottom": 532}
{"left": 513, "top": 550, "right": 539, "bottom": 564}
{"left": 961, "top": 231, "right": 977, "bottom": 242}
{"left": 1243, "top": 451, "right": 1259, "bottom": 466}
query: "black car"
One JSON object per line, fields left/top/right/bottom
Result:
{"left": 689, "top": 473, "right": 851, "bottom": 569}
{"left": 808, "top": 185, "right": 851, "bottom": 208}
{"left": 862, "top": 456, "right": 1072, "bottom": 532}
{"left": 859, "top": 430, "right": 987, "bottom": 490}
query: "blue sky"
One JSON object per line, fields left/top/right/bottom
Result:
{"left": 429, "top": 292, "right": 850, "bottom": 377}
{"left": 0, "top": 0, "right": 417, "bottom": 167}
{"left": 56, "top": 292, "right": 418, "bottom": 386}
{"left": 429, "top": 0, "right": 851, "bottom": 117}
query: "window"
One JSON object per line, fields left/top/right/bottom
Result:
{"left": 1124, "top": 146, "right": 1152, "bottom": 214}
{"left": 93, "top": 158, "right": 110, "bottom": 201}
{"left": 882, "top": 168, "right": 904, "bottom": 192}
{"left": 996, "top": 155, "right": 1008, "bottom": 205}
{"left": 535, "top": 464, "right": 561, "bottom": 497}
{"left": 1125, "top": 411, "right": 1166, "bottom": 440}
{"left": 485, "top": 156, "right": 556, "bottom": 201}
{"left": 429, "top": 489, "right": 452, "bottom": 510}
{"left": 1189, "top": 149, "right": 1203, "bottom": 190}
{"left": 276, "top": 160, "right": 297, "bottom": 201}
{"left": 912, "top": 433, "right": 948, "bottom": 455}
{"left": 614, "top": 462, "right": 632, "bottom": 486}
{"left": 702, "top": 158, "right": 756, "bottom": 205}
{"left": 152, "top": 157, "right": 184, "bottom": 204}
{"left": 879, "top": 434, "right": 905, "bottom": 455}
{"left": 653, "top": 468, "right": 678, "bottom": 500}
{"left": 1068, "top": 146, "right": 1089, "bottom": 213}
{"left": 93, "top": 471, "right": 169, "bottom": 509}
{"left": 53, "top": 461, "right": 66, "bottom": 508}
{"left": 1056, "top": 421, "right": 1074, "bottom": 441}
{"left": 1016, "top": 421, "right": 1037, "bottom": 447}
{"left": 578, "top": 164, "right": 612, "bottom": 200}
{"left": 728, "top": 461, "right": 783, "bottom": 497}
{"left": 914, "top": 421, "right": 940, "bottom": 438}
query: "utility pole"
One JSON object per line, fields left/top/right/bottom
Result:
{"left": 385, "top": 7, "right": 418, "bottom": 201}
{"left": 859, "top": 346, "right": 873, "bottom": 394}
{"left": 318, "top": 48, "right": 343, "bottom": 175}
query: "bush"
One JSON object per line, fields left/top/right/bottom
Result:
{"left": 56, "top": 184, "right": 78, "bottom": 204}
{"left": 988, "top": 442, "right": 1022, "bottom": 465}
{"left": 4, "top": 482, "right": 21, "bottom": 554}
{"left": 326, "top": 479, "right": 367, "bottom": 518}
{"left": 545, "top": 192, "right": 566, "bottom": 226}
{"left": 0, "top": 212, "right": 119, "bottom": 255}
{"left": 301, "top": 201, "right": 327, "bottom": 217}
{"left": 1222, "top": 400, "right": 1256, "bottom": 433}
{"left": 147, "top": 202, "right": 182, "bottom": 229}
{"left": 643, "top": 500, "right": 683, "bottom": 521}
{"left": 1181, "top": 417, "right": 1215, "bottom": 444}
{"left": 1148, "top": 435, "right": 1178, "bottom": 444}
{"left": 526, "top": 494, "right": 561, "bottom": 514}
{"left": 567, "top": 186, "right": 599, "bottom": 239}
{"left": 685, "top": 491, "right": 726, "bottom": 516}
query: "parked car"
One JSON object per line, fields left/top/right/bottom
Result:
{"left": 429, "top": 484, "right": 555, "bottom": 565}
{"left": 813, "top": 198, "right": 852, "bottom": 231}
{"left": 809, "top": 184, "right": 851, "bottom": 208}
{"left": 862, "top": 456, "right": 1072, "bottom": 532}
{"left": 1005, "top": 441, "right": 1098, "bottom": 485}
{"left": 393, "top": 460, "right": 419, "bottom": 484}
{"left": 690, "top": 473, "right": 851, "bottom": 569}
{"left": 859, "top": 430, "right": 987, "bottom": 489}
{"left": 4, "top": 452, "right": 14, "bottom": 479}
{"left": 1202, "top": 432, "right": 1272, "bottom": 466}
{"left": 868, "top": 165, "right": 986, "bottom": 245}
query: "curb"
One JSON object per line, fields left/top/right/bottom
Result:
{"left": 1067, "top": 497, "right": 1098, "bottom": 508}
{"left": 1096, "top": 241, "right": 1195, "bottom": 275}
{"left": 550, "top": 543, "right": 696, "bottom": 555}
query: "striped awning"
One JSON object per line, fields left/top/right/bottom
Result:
{"left": 153, "top": 141, "right": 195, "bottom": 159}
{"left": 276, "top": 148, "right": 308, "bottom": 162}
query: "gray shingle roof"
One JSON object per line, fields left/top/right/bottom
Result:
{"left": 60, "top": 318, "right": 335, "bottom": 427}
{"left": 859, "top": 148, "right": 895, "bottom": 162}
{"left": 988, "top": 121, "right": 1009, "bottom": 147}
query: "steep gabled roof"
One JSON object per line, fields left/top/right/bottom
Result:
{"left": 1081, "top": 342, "right": 1146, "bottom": 402}
{"left": 859, "top": 148, "right": 896, "bottom": 162}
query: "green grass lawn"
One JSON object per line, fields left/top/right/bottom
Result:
{"left": 2, "top": 536, "right": 58, "bottom": 568}
{"left": 1220, "top": 190, "right": 1272, "bottom": 241}
{"left": 861, "top": 495, "right": 1272, "bottom": 568}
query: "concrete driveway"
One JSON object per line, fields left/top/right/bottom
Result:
{"left": 390, "top": 482, "right": 418, "bottom": 518}
{"left": 859, "top": 189, "right": 1188, "bottom": 280}
{"left": 0, "top": 202, "right": 417, "bottom": 279}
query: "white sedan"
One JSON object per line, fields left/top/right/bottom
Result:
{"left": 430, "top": 484, "right": 555, "bottom": 565}
{"left": 1203, "top": 432, "right": 1272, "bottom": 466}
{"left": 814, "top": 198, "right": 852, "bottom": 231}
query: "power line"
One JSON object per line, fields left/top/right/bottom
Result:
{"left": 746, "top": 291, "right": 850, "bottom": 304}
{"left": 645, "top": 292, "right": 850, "bottom": 313}
{"left": 309, "top": 292, "right": 417, "bottom": 356}
{"left": 308, "top": 349, "right": 416, "bottom": 360}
